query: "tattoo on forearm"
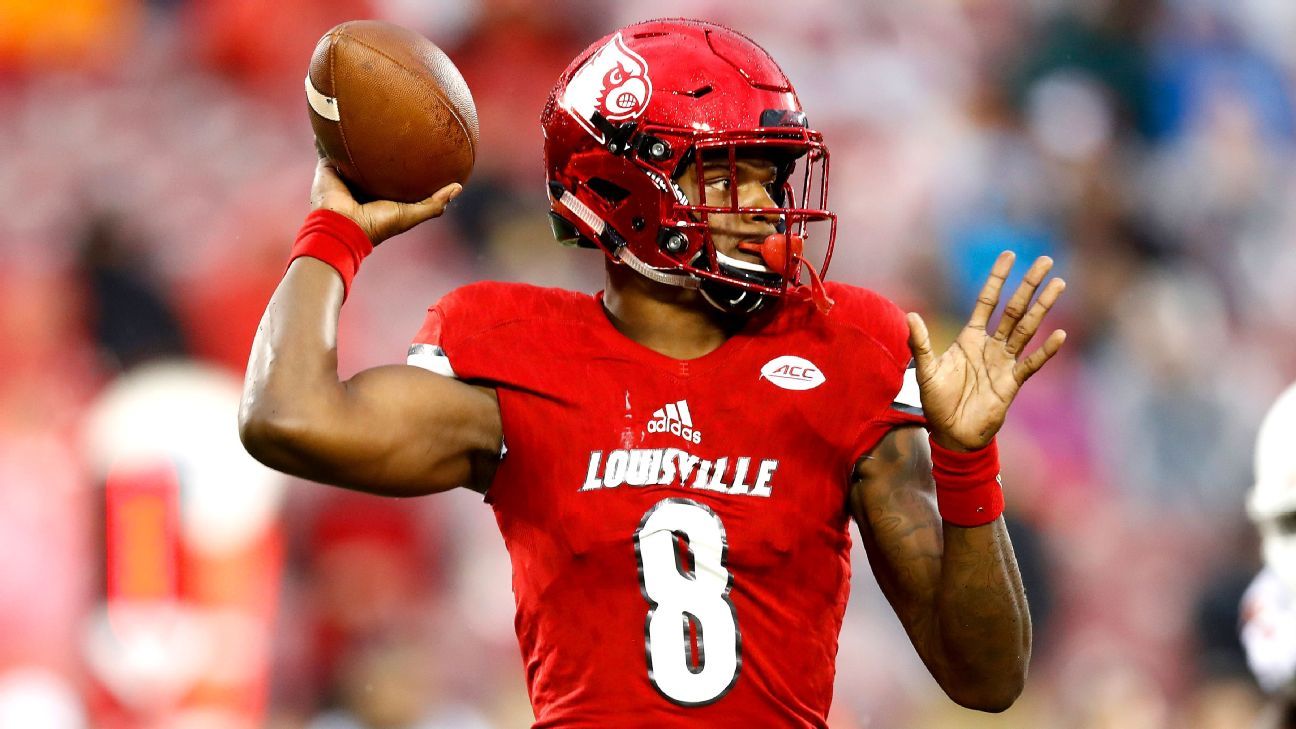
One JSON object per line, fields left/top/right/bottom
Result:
{"left": 853, "top": 426, "right": 1030, "bottom": 702}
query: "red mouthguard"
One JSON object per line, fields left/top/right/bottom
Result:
{"left": 737, "top": 233, "right": 834, "bottom": 314}
{"left": 738, "top": 233, "right": 804, "bottom": 273}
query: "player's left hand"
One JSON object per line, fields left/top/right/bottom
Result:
{"left": 906, "top": 251, "right": 1067, "bottom": 452}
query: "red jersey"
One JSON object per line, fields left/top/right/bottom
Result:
{"left": 408, "top": 281, "right": 923, "bottom": 727}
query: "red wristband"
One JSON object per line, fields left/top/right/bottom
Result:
{"left": 929, "top": 436, "right": 1004, "bottom": 527}
{"left": 287, "top": 209, "right": 374, "bottom": 301}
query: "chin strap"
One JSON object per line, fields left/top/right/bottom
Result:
{"left": 737, "top": 233, "right": 834, "bottom": 313}
{"left": 617, "top": 246, "right": 701, "bottom": 289}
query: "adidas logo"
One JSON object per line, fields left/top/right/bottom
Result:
{"left": 647, "top": 399, "right": 702, "bottom": 444}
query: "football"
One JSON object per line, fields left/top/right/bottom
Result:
{"left": 306, "top": 20, "right": 478, "bottom": 203}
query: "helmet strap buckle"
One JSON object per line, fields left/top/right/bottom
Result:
{"left": 589, "top": 112, "right": 638, "bottom": 156}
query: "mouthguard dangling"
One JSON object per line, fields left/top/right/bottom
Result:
{"left": 737, "top": 233, "right": 834, "bottom": 314}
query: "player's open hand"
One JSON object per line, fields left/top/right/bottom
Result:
{"left": 309, "top": 158, "right": 461, "bottom": 245}
{"left": 906, "top": 251, "right": 1066, "bottom": 452}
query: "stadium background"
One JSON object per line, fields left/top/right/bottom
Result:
{"left": 1, "top": 0, "right": 1293, "bottom": 726}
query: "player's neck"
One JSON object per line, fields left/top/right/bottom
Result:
{"left": 602, "top": 266, "right": 738, "bottom": 359}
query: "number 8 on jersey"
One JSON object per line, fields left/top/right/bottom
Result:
{"left": 634, "top": 498, "right": 742, "bottom": 705}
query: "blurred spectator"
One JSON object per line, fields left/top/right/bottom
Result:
{"left": 1239, "top": 382, "right": 1296, "bottom": 728}
{"left": 306, "top": 639, "right": 491, "bottom": 729}
{"left": 299, "top": 495, "right": 440, "bottom": 695}
{"left": 78, "top": 213, "right": 188, "bottom": 372}
{"left": 1011, "top": 3, "right": 1155, "bottom": 135}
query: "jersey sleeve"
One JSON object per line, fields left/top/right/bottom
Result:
{"left": 406, "top": 283, "right": 525, "bottom": 466}
{"left": 407, "top": 279, "right": 596, "bottom": 392}
{"left": 881, "top": 358, "right": 924, "bottom": 428}
{"left": 823, "top": 283, "right": 928, "bottom": 466}
{"left": 407, "top": 308, "right": 457, "bottom": 377}
{"left": 828, "top": 283, "right": 926, "bottom": 430}
{"left": 871, "top": 298, "right": 926, "bottom": 430}
{"left": 405, "top": 282, "right": 505, "bottom": 382}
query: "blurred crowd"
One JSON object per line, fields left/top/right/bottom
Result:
{"left": 2, "top": 0, "right": 1295, "bottom": 727}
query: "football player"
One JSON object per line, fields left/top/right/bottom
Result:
{"left": 1242, "top": 382, "right": 1296, "bottom": 729}
{"left": 240, "top": 19, "right": 1066, "bottom": 726}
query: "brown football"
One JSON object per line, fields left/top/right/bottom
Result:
{"left": 306, "top": 20, "right": 478, "bottom": 203}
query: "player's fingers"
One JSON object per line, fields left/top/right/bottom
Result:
{"left": 1005, "top": 277, "right": 1065, "bottom": 355}
{"left": 993, "top": 256, "right": 1053, "bottom": 342}
{"left": 382, "top": 183, "right": 463, "bottom": 237}
{"left": 309, "top": 158, "right": 350, "bottom": 206}
{"left": 1013, "top": 329, "right": 1067, "bottom": 384}
{"left": 906, "top": 312, "right": 938, "bottom": 377}
{"left": 406, "top": 183, "right": 463, "bottom": 223}
{"left": 967, "top": 251, "right": 1015, "bottom": 331}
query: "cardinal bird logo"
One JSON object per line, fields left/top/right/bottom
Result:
{"left": 561, "top": 33, "right": 653, "bottom": 143}
{"left": 597, "top": 61, "right": 650, "bottom": 120}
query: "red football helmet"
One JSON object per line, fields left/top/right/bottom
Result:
{"left": 541, "top": 19, "right": 836, "bottom": 313}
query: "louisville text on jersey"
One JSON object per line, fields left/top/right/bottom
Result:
{"left": 580, "top": 447, "right": 778, "bottom": 497}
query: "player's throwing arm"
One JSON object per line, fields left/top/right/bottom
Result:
{"left": 238, "top": 161, "right": 502, "bottom": 497}
{"left": 240, "top": 23, "right": 503, "bottom": 497}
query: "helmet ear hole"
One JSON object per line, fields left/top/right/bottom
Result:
{"left": 587, "top": 177, "right": 631, "bottom": 205}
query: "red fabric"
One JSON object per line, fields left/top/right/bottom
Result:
{"left": 837, "top": 288, "right": 926, "bottom": 454}
{"left": 287, "top": 209, "right": 373, "bottom": 301}
{"left": 929, "top": 437, "right": 1004, "bottom": 527}
{"left": 407, "top": 281, "right": 916, "bottom": 728}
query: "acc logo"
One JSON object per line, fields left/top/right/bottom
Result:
{"left": 760, "top": 356, "right": 826, "bottom": 391}
{"left": 560, "top": 32, "right": 653, "bottom": 143}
